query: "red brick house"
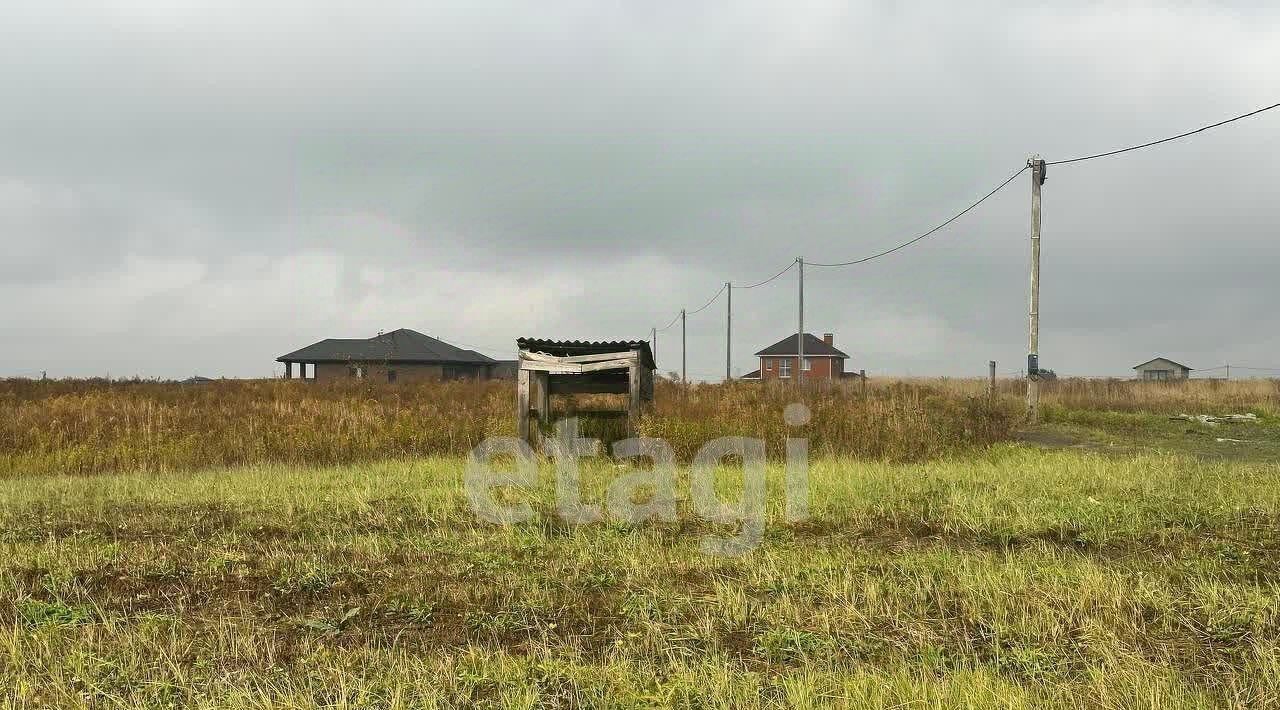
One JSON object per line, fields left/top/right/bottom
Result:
{"left": 740, "top": 332, "right": 856, "bottom": 381}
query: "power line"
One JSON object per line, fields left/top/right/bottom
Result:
{"left": 656, "top": 311, "right": 682, "bottom": 333}
{"left": 653, "top": 260, "right": 793, "bottom": 336}
{"left": 1048, "top": 100, "right": 1280, "bottom": 166}
{"left": 685, "top": 283, "right": 727, "bottom": 316}
{"left": 737, "top": 259, "right": 798, "bottom": 289}
{"left": 647, "top": 100, "right": 1280, "bottom": 369}
{"left": 807, "top": 165, "right": 1028, "bottom": 268}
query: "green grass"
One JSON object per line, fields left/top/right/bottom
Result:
{"left": 1034, "top": 406, "right": 1280, "bottom": 462}
{"left": 3, "top": 448, "right": 1280, "bottom": 708}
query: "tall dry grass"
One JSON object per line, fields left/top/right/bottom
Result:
{"left": 884, "top": 376, "right": 1280, "bottom": 416}
{"left": 643, "top": 380, "right": 1014, "bottom": 461}
{"left": 0, "top": 377, "right": 1017, "bottom": 476}
{"left": 1039, "top": 377, "right": 1280, "bottom": 416}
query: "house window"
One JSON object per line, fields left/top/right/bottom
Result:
{"left": 803, "top": 358, "right": 813, "bottom": 372}
{"left": 1145, "top": 369, "right": 1170, "bottom": 381}
{"left": 779, "top": 359, "right": 791, "bottom": 378}
{"left": 387, "top": 370, "right": 398, "bottom": 383}
{"left": 765, "top": 360, "right": 773, "bottom": 370}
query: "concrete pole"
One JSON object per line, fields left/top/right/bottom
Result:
{"left": 1027, "top": 157, "right": 1045, "bottom": 423}
{"left": 989, "top": 360, "right": 997, "bottom": 400}
{"left": 797, "top": 257, "right": 805, "bottom": 387}
{"left": 725, "top": 282, "right": 732, "bottom": 382}
{"left": 681, "top": 308, "right": 687, "bottom": 385}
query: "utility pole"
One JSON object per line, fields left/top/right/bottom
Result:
{"left": 725, "top": 282, "right": 732, "bottom": 381}
{"left": 989, "top": 360, "right": 997, "bottom": 401}
{"left": 680, "top": 308, "right": 687, "bottom": 385}
{"left": 1027, "top": 156, "right": 1046, "bottom": 423}
{"left": 651, "top": 327, "right": 657, "bottom": 367}
{"left": 1226, "top": 363, "right": 1230, "bottom": 380}
{"left": 797, "top": 257, "right": 805, "bottom": 386}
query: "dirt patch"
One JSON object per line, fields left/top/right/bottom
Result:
{"left": 1014, "top": 428, "right": 1110, "bottom": 452}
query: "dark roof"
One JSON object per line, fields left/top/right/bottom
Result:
{"left": 1133, "top": 357, "right": 1193, "bottom": 371}
{"left": 517, "top": 338, "right": 655, "bottom": 370}
{"left": 754, "top": 333, "right": 849, "bottom": 358}
{"left": 278, "top": 329, "right": 498, "bottom": 364}
{"left": 740, "top": 369, "right": 761, "bottom": 380}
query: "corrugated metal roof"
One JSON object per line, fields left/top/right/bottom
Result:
{"left": 517, "top": 338, "right": 655, "bottom": 370}
{"left": 278, "top": 329, "right": 497, "bottom": 364}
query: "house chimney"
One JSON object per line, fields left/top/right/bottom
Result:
{"left": 823, "top": 333, "right": 834, "bottom": 347}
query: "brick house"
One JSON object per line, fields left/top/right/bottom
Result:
{"left": 740, "top": 332, "right": 855, "bottom": 381}
{"left": 277, "top": 328, "right": 515, "bottom": 383}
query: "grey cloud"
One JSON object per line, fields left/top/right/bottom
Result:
{"left": 2, "top": 1, "right": 1279, "bottom": 378}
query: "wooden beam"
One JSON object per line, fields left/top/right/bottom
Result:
{"left": 520, "top": 350, "right": 637, "bottom": 365}
{"left": 517, "top": 368, "right": 531, "bottom": 443}
{"left": 627, "top": 361, "right": 641, "bottom": 436}
{"left": 547, "top": 376, "right": 629, "bottom": 395}
{"left": 520, "top": 358, "right": 638, "bottom": 375}
{"left": 535, "top": 371, "right": 550, "bottom": 426}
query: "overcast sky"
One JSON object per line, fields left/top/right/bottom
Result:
{"left": 2, "top": 1, "right": 1278, "bottom": 380}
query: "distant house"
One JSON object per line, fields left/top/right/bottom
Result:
{"left": 748, "top": 332, "right": 857, "bottom": 381}
{"left": 1133, "top": 357, "right": 1192, "bottom": 381}
{"left": 277, "top": 328, "right": 514, "bottom": 383}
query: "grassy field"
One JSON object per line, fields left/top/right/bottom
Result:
{"left": 0, "top": 378, "right": 1015, "bottom": 476}
{"left": 2, "top": 378, "right": 1278, "bottom": 708}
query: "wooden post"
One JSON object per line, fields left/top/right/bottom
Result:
{"left": 1027, "top": 156, "right": 1045, "bottom": 423}
{"left": 989, "top": 360, "right": 997, "bottom": 400}
{"left": 517, "top": 368, "right": 531, "bottom": 443}
{"left": 860, "top": 369, "right": 866, "bottom": 398}
{"left": 628, "top": 357, "right": 642, "bottom": 437}
{"left": 535, "top": 371, "right": 550, "bottom": 427}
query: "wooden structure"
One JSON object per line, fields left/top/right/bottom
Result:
{"left": 515, "top": 338, "right": 656, "bottom": 442}
{"left": 1133, "top": 357, "right": 1193, "bottom": 382}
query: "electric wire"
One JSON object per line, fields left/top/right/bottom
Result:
{"left": 653, "top": 260, "right": 792, "bottom": 335}
{"left": 1048, "top": 101, "right": 1280, "bottom": 165}
{"left": 807, "top": 165, "right": 1028, "bottom": 268}
{"left": 651, "top": 100, "right": 1280, "bottom": 363}
{"left": 736, "top": 259, "right": 798, "bottom": 289}
{"left": 655, "top": 311, "right": 682, "bottom": 333}
{"left": 685, "top": 283, "right": 727, "bottom": 316}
